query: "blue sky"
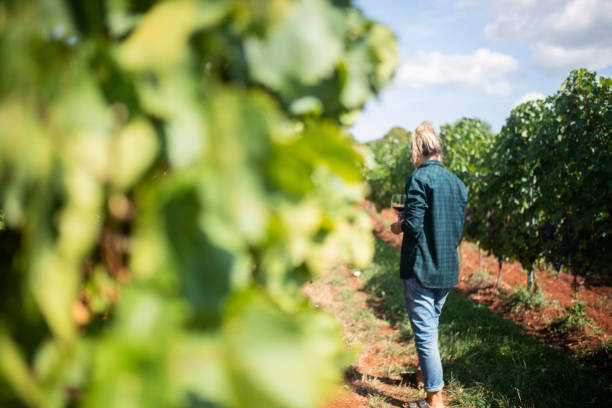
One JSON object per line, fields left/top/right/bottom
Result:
{"left": 351, "top": 0, "right": 612, "bottom": 141}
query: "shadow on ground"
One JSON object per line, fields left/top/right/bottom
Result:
{"left": 343, "top": 366, "right": 416, "bottom": 407}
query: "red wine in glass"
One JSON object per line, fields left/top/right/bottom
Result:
{"left": 391, "top": 194, "right": 406, "bottom": 214}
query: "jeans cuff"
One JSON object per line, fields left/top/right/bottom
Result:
{"left": 424, "top": 382, "right": 444, "bottom": 393}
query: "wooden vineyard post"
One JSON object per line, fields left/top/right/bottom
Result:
{"left": 527, "top": 264, "right": 539, "bottom": 292}
{"left": 495, "top": 257, "right": 503, "bottom": 289}
{"left": 527, "top": 267, "right": 534, "bottom": 291}
{"left": 526, "top": 178, "right": 538, "bottom": 292}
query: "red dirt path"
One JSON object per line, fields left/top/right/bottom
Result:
{"left": 304, "top": 263, "right": 426, "bottom": 408}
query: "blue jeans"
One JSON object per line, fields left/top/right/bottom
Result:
{"left": 402, "top": 276, "right": 451, "bottom": 393}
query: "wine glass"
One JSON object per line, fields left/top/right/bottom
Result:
{"left": 390, "top": 193, "right": 406, "bottom": 215}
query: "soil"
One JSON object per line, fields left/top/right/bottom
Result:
{"left": 305, "top": 206, "right": 612, "bottom": 407}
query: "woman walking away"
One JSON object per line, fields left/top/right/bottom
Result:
{"left": 391, "top": 121, "right": 467, "bottom": 408}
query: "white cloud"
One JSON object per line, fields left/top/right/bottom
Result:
{"left": 485, "top": 0, "right": 612, "bottom": 72}
{"left": 397, "top": 48, "right": 519, "bottom": 96}
{"left": 513, "top": 91, "right": 546, "bottom": 108}
{"left": 532, "top": 43, "right": 612, "bottom": 71}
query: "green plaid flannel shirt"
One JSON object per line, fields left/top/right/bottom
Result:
{"left": 400, "top": 160, "right": 468, "bottom": 288}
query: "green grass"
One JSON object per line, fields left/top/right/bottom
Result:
{"left": 502, "top": 285, "right": 550, "bottom": 313}
{"left": 366, "top": 393, "right": 389, "bottom": 408}
{"left": 326, "top": 274, "right": 345, "bottom": 287}
{"left": 361, "top": 241, "right": 406, "bottom": 324}
{"left": 358, "top": 238, "right": 612, "bottom": 407}
{"left": 336, "top": 285, "right": 386, "bottom": 343}
{"left": 552, "top": 300, "right": 598, "bottom": 335}
{"left": 467, "top": 267, "right": 492, "bottom": 289}
{"left": 325, "top": 264, "right": 345, "bottom": 287}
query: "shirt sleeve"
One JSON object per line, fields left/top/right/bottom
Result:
{"left": 401, "top": 175, "right": 428, "bottom": 242}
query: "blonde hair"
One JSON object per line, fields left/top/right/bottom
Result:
{"left": 412, "top": 121, "right": 442, "bottom": 167}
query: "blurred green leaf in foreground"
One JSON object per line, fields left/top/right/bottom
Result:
{"left": 0, "top": 0, "right": 397, "bottom": 407}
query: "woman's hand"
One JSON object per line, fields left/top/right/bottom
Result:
{"left": 391, "top": 211, "right": 405, "bottom": 235}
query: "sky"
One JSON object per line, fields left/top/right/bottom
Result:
{"left": 351, "top": 0, "right": 612, "bottom": 141}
